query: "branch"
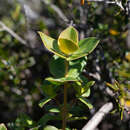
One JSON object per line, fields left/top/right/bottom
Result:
{"left": 87, "top": 0, "right": 124, "bottom": 10}
{"left": 87, "top": 0, "right": 115, "bottom": 4}
{"left": 115, "top": 0, "right": 124, "bottom": 10}
{"left": 41, "top": 0, "right": 69, "bottom": 23}
{"left": 0, "top": 21, "right": 27, "bottom": 45}
{"left": 127, "top": 22, "right": 130, "bottom": 49}
{"left": 82, "top": 102, "right": 113, "bottom": 130}
{"left": 127, "top": 2, "right": 130, "bottom": 48}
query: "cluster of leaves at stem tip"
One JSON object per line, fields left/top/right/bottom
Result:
{"left": 38, "top": 26, "right": 99, "bottom": 121}
{"left": 106, "top": 80, "right": 130, "bottom": 120}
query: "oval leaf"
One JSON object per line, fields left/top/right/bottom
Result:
{"left": 44, "top": 125, "right": 58, "bottom": 130}
{"left": 78, "top": 97, "right": 93, "bottom": 109}
{"left": 49, "top": 55, "right": 66, "bottom": 78}
{"left": 67, "top": 57, "right": 87, "bottom": 78}
{"left": 41, "top": 80, "right": 57, "bottom": 97}
{"left": 106, "top": 82, "right": 119, "bottom": 91}
{"left": 39, "top": 96, "right": 55, "bottom": 108}
{"left": 46, "top": 77, "right": 80, "bottom": 83}
{"left": 58, "top": 26, "right": 79, "bottom": 55}
{"left": 38, "top": 32, "right": 66, "bottom": 59}
{"left": 81, "top": 88, "right": 91, "bottom": 97}
{"left": 67, "top": 37, "right": 100, "bottom": 60}
{"left": 49, "top": 108, "right": 60, "bottom": 113}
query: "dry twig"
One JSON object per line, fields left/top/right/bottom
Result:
{"left": 41, "top": 0, "right": 69, "bottom": 23}
{"left": 0, "top": 21, "right": 27, "bottom": 45}
{"left": 82, "top": 102, "right": 113, "bottom": 130}
{"left": 87, "top": 0, "right": 124, "bottom": 10}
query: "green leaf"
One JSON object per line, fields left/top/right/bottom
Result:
{"left": 38, "top": 114, "right": 61, "bottom": 126}
{"left": 67, "top": 37, "right": 100, "bottom": 61}
{"left": 106, "top": 82, "right": 119, "bottom": 91}
{"left": 78, "top": 97, "right": 93, "bottom": 109}
{"left": 81, "top": 81, "right": 95, "bottom": 96}
{"left": 72, "top": 82, "right": 82, "bottom": 96}
{"left": 41, "top": 80, "right": 57, "bottom": 97}
{"left": 30, "top": 127, "right": 39, "bottom": 130}
{"left": 66, "top": 57, "right": 87, "bottom": 78}
{"left": 58, "top": 39, "right": 79, "bottom": 55}
{"left": 15, "top": 114, "right": 36, "bottom": 128}
{"left": 78, "top": 75, "right": 89, "bottom": 84}
{"left": 68, "top": 116, "right": 87, "bottom": 121}
{"left": 58, "top": 26, "right": 79, "bottom": 55}
{"left": 117, "top": 70, "right": 130, "bottom": 78}
{"left": 73, "top": 81, "right": 94, "bottom": 97}
{"left": 49, "top": 55, "right": 66, "bottom": 78}
{"left": 66, "top": 68, "right": 79, "bottom": 79}
{"left": 43, "top": 125, "right": 58, "bottom": 130}
{"left": 84, "top": 81, "right": 95, "bottom": 88}
{"left": 120, "top": 107, "right": 124, "bottom": 120}
{"left": 38, "top": 32, "right": 66, "bottom": 59}
{"left": 46, "top": 77, "right": 80, "bottom": 83}
{"left": 49, "top": 55, "right": 87, "bottom": 79}
{"left": 81, "top": 88, "right": 90, "bottom": 97}
{"left": 49, "top": 108, "right": 60, "bottom": 113}
{"left": 70, "top": 105, "right": 84, "bottom": 115}
{"left": 39, "top": 96, "right": 54, "bottom": 108}
{"left": 0, "top": 124, "right": 7, "bottom": 130}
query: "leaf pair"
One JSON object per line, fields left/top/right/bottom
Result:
{"left": 38, "top": 26, "right": 100, "bottom": 61}
{"left": 49, "top": 55, "right": 86, "bottom": 78}
{"left": 73, "top": 80, "right": 95, "bottom": 109}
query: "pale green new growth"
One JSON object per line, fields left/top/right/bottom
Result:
{"left": 38, "top": 26, "right": 100, "bottom": 61}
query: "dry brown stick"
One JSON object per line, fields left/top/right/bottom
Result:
{"left": 0, "top": 21, "right": 27, "bottom": 45}
{"left": 82, "top": 102, "right": 113, "bottom": 130}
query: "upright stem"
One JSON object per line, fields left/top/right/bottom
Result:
{"left": 62, "top": 83, "right": 68, "bottom": 130}
{"left": 65, "top": 60, "right": 69, "bottom": 76}
{"left": 62, "top": 60, "right": 69, "bottom": 130}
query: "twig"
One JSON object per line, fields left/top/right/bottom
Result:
{"left": 127, "top": 1, "right": 130, "bottom": 48}
{"left": 127, "top": 0, "right": 130, "bottom": 16}
{"left": 87, "top": 0, "right": 124, "bottom": 10}
{"left": 0, "top": 21, "right": 27, "bottom": 45}
{"left": 127, "top": 22, "right": 130, "bottom": 49}
{"left": 115, "top": 0, "right": 124, "bottom": 10}
{"left": 41, "top": 0, "right": 69, "bottom": 23}
{"left": 82, "top": 102, "right": 113, "bottom": 130}
{"left": 87, "top": 0, "right": 115, "bottom": 4}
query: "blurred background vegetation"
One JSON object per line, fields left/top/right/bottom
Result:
{"left": 0, "top": 0, "right": 129, "bottom": 130}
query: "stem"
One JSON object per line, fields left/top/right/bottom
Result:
{"left": 62, "top": 83, "right": 68, "bottom": 130}
{"left": 62, "top": 60, "right": 69, "bottom": 130}
{"left": 65, "top": 60, "right": 69, "bottom": 77}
